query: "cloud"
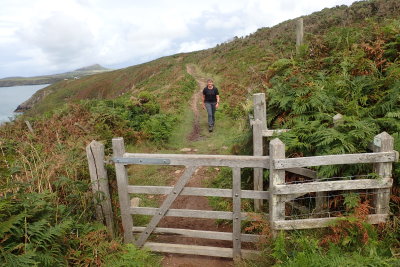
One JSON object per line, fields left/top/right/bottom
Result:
{"left": 17, "top": 11, "right": 95, "bottom": 63}
{"left": 178, "top": 39, "right": 214, "bottom": 53}
{"left": 0, "top": 0, "right": 358, "bottom": 77}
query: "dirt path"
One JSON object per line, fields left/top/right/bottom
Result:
{"left": 186, "top": 65, "right": 207, "bottom": 142}
{"left": 156, "top": 65, "right": 234, "bottom": 267}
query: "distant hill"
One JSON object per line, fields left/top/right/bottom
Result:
{"left": 0, "top": 64, "right": 111, "bottom": 87}
{"left": 74, "top": 64, "right": 109, "bottom": 72}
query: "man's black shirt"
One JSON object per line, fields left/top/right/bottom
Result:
{"left": 203, "top": 87, "right": 219, "bottom": 103}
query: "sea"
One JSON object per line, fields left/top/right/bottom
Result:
{"left": 0, "top": 84, "right": 50, "bottom": 124}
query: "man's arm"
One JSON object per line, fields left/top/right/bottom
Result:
{"left": 216, "top": 95, "right": 220, "bottom": 108}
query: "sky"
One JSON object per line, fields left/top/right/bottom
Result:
{"left": 0, "top": 0, "right": 358, "bottom": 78}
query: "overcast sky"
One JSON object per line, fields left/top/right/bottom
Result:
{"left": 0, "top": 0, "right": 357, "bottom": 78}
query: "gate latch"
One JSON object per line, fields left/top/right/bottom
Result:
{"left": 113, "top": 157, "right": 171, "bottom": 165}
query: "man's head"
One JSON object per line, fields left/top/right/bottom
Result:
{"left": 207, "top": 79, "right": 214, "bottom": 89}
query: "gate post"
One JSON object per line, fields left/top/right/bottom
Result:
{"left": 253, "top": 93, "right": 266, "bottom": 211}
{"left": 373, "top": 132, "right": 393, "bottom": 215}
{"left": 112, "top": 137, "right": 134, "bottom": 243}
{"left": 86, "top": 140, "right": 115, "bottom": 237}
{"left": 269, "top": 138, "right": 285, "bottom": 237}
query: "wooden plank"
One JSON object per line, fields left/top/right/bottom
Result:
{"left": 262, "top": 129, "right": 290, "bottom": 137}
{"left": 118, "top": 153, "right": 270, "bottom": 168}
{"left": 127, "top": 186, "right": 269, "bottom": 200}
{"left": 86, "top": 142, "right": 105, "bottom": 223}
{"left": 274, "top": 214, "right": 389, "bottom": 230}
{"left": 373, "top": 132, "right": 394, "bottom": 214}
{"left": 253, "top": 119, "right": 263, "bottom": 211}
{"left": 132, "top": 227, "right": 261, "bottom": 243}
{"left": 273, "top": 178, "right": 393, "bottom": 195}
{"left": 135, "top": 166, "right": 197, "bottom": 247}
{"left": 269, "top": 138, "right": 286, "bottom": 237}
{"left": 273, "top": 152, "right": 397, "bottom": 169}
{"left": 232, "top": 167, "right": 242, "bottom": 258}
{"left": 296, "top": 18, "right": 304, "bottom": 53}
{"left": 253, "top": 93, "right": 267, "bottom": 129}
{"left": 144, "top": 242, "right": 259, "bottom": 259}
{"left": 286, "top": 168, "right": 317, "bottom": 179}
{"left": 86, "top": 140, "right": 114, "bottom": 237}
{"left": 112, "top": 137, "right": 134, "bottom": 243}
{"left": 130, "top": 207, "right": 260, "bottom": 221}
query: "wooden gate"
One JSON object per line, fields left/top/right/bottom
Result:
{"left": 112, "top": 137, "right": 267, "bottom": 259}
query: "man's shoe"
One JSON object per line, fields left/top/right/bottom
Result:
{"left": 209, "top": 125, "right": 213, "bottom": 132}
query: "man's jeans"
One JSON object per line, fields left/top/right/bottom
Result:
{"left": 205, "top": 102, "right": 216, "bottom": 127}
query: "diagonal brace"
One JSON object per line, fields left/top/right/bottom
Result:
{"left": 135, "top": 166, "right": 197, "bottom": 247}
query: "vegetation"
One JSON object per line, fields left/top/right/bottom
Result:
{"left": 0, "top": 0, "right": 399, "bottom": 266}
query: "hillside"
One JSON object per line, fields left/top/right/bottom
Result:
{"left": 1, "top": 0, "right": 400, "bottom": 266}
{"left": 0, "top": 64, "right": 111, "bottom": 87}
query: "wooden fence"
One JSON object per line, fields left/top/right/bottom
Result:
{"left": 268, "top": 133, "right": 397, "bottom": 232}
{"left": 105, "top": 132, "right": 397, "bottom": 259}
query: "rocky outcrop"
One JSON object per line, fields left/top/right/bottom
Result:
{"left": 14, "top": 87, "right": 53, "bottom": 112}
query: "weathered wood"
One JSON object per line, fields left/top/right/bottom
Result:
{"left": 253, "top": 119, "right": 263, "bottom": 211}
{"left": 253, "top": 93, "right": 267, "bottom": 129}
{"left": 373, "top": 132, "right": 394, "bottom": 214}
{"left": 232, "top": 167, "right": 242, "bottom": 259}
{"left": 130, "top": 207, "right": 262, "bottom": 221}
{"left": 132, "top": 227, "right": 261, "bottom": 242}
{"left": 25, "top": 120, "right": 34, "bottom": 134}
{"left": 286, "top": 167, "right": 317, "bottom": 179}
{"left": 262, "top": 129, "right": 290, "bottom": 137}
{"left": 144, "top": 242, "right": 259, "bottom": 259}
{"left": 86, "top": 140, "right": 114, "bottom": 237}
{"left": 127, "top": 185, "right": 269, "bottom": 199}
{"left": 273, "top": 151, "right": 397, "bottom": 169}
{"left": 296, "top": 18, "right": 304, "bottom": 53}
{"left": 274, "top": 214, "right": 389, "bottom": 230}
{"left": 135, "top": 166, "right": 197, "bottom": 247}
{"left": 112, "top": 137, "right": 134, "bottom": 243}
{"left": 273, "top": 178, "right": 393, "bottom": 195}
{"left": 117, "top": 153, "right": 270, "bottom": 168}
{"left": 269, "top": 138, "right": 286, "bottom": 236}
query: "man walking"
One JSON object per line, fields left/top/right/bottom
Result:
{"left": 202, "top": 79, "right": 220, "bottom": 132}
